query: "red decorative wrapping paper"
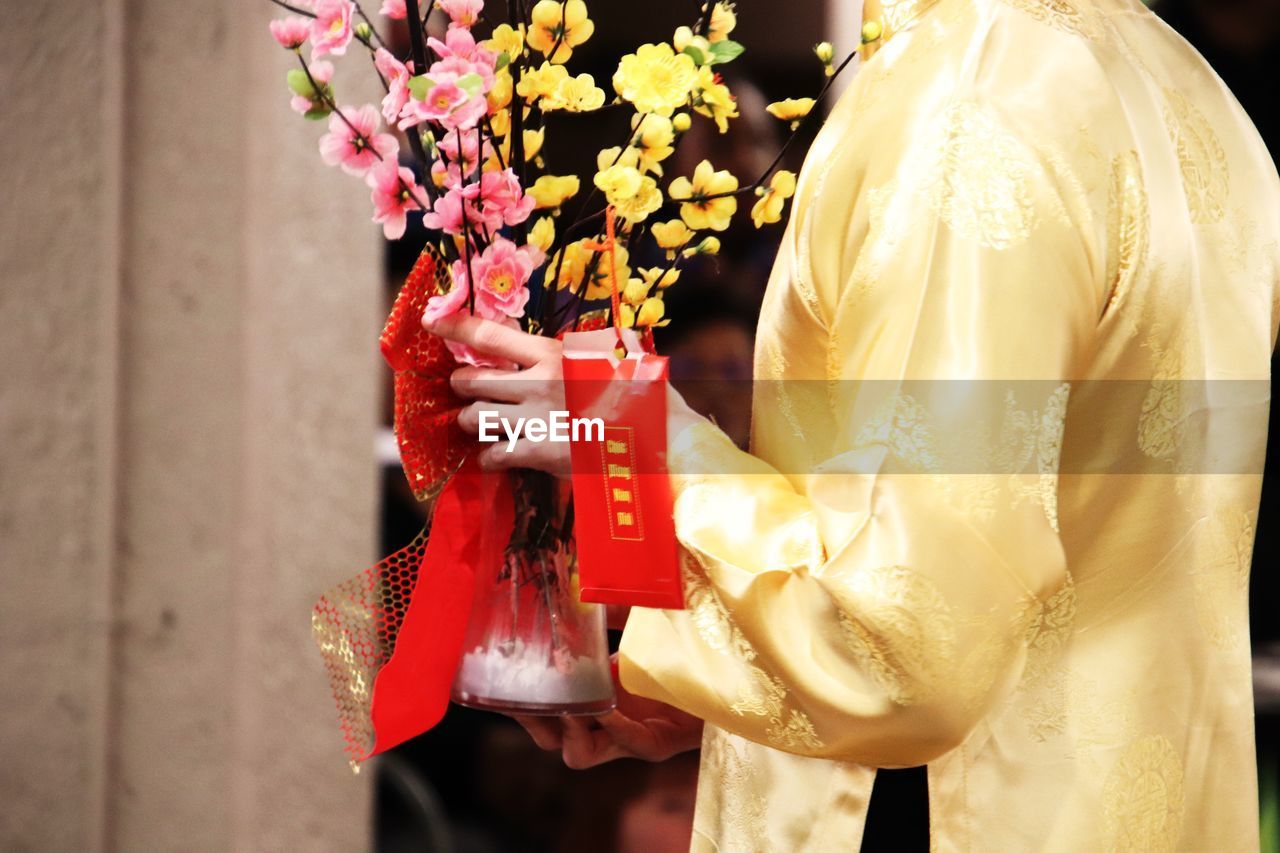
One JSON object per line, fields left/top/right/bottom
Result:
{"left": 313, "top": 247, "right": 496, "bottom": 765}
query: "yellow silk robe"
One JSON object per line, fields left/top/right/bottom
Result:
{"left": 618, "top": 0, "right": 1280, "bottom": 850}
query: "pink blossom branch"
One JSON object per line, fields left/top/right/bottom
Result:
{"left": 298, "top": 53, "right": 434, "bottom": 216}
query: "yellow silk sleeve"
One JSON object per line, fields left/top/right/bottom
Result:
{"left": 618, "top": 94, "right": 1107, "bottom": 767}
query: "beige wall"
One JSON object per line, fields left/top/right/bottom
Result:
{"left": 0, "top": 1, "right": 378, "bottom": 850}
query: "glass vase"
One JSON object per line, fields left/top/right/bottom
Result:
{"left": 451, "top": 472, "right": 616, "bottom": 716}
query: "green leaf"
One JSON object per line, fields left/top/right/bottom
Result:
{"left": 304, "top": 104, "right": 333, "bottom": 120}
{"left": 708, "top": 39, "right": 745, "bottom": 65}
{"left": 406, "top": 74, "right": 435, "bottom": 100}
{"left": 286, "top": 68, "right": 316, "bottom": 98}
{"left": 681, "top": 44, "right": 708, "bottom": 66}
{"left": 457, "top": 72, "right": 484, "bottom": 97}
{"left": 495, "top": 51, "right": 511, "bottom": 72}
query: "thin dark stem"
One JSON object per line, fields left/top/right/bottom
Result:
{"left": 508, "top": 0, "right": 527, "bottom": 245}
{"left": 745, "top": 47, "right": 860, "bottom": 187}
{"left": 268, "top": 0, "right": 315, "bottom": 17}
{"left": 457, "top": 129, "right": 479, "bottom": 312}
{"left": 404, "top": 0, "right": 431, "bottom": 79}
{"left": 399, "top": 0, "right": 442, "bottom": 187}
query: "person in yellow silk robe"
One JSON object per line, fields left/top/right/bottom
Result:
{"left": 429, "top": 0, "right": 1280, "bottom": 848}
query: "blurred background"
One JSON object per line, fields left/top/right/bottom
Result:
{"left": 1, "top": 0, "right": 1277, "bottom": 850}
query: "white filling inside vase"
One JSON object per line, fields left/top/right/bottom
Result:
{"left": 454, "top": 639, "right": 612, "bottom": 705}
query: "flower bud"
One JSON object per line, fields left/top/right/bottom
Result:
{"left": 861, "top": 20, "right": 883, "bottom": 44}
{"left": 814, "top": 41, "right": 834, "bottom": 63}
{"left": 354, "top": 21, "right": 372, "bottom": 43}
{"left": 672, "top": 112, "right": 692, "bottom": 133}
{"left": 673, "top": 26, "right": 694, "bottom": 52}
{"left": 683, "top": 236, "right": 721, "bottom": 258}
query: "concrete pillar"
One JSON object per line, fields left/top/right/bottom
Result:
{"left": 0, "top": 1, "right": 378, "bottom": 850}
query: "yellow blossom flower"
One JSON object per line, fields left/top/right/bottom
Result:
{"left": 522, "top": 127, "right": 545, "bottom": 160}
{"left": 639, "top": 266, "right": 680, "bottom": 289}
{"left": 544, "top": 72, "right": 606, "bottom": 112}
{"left": 708, "top": 2, "right": 737, "bottom": 43}
{"left": 630, "top": 114, "right": 675, "bottom": 175}
{"left": 495, "top": 127, "right": 544, "bottom": 167}
{"left": 613, "top": 175, "right": 663, "bottom": 224}
{"left": 597, "top": 146, "right": 641, "bottom": 172}
{"left": 622, "top": 277, "right": 650, "bottom": 305}
{"left": 594, "top": 164, "right": 644, "bottom": 203}
{"left": 489, "top": 107, "right": 511, "bottom": 137}
{"left": 620, "top": 296, "right": 666, "bottom": 328}
{"left": 751, "top": 169, "right": 797, "bottom": 227}
{"left": 613, "top": 43, "right": 698, "bottom": 115}
{"left": 488, "top": 71, "right": 513, "bottom": 112}
{"left": 551, "top": 239, "right": 593, "bottom": 291}
{"left": 766, "top": 97, "right": 814, "bottom": 123}
{"left": 529, "top": 174, "right": 581, "bottom": 209}
{"left": 527, "top": 0, "right": 595, "bottom": 64}
{"left": 651, "top": 219, "right": 693, "bottom": 249}
{"left": 484, "top": 23, "right": 525, "bottom": 60}
{"left": 551, "top": 240, "right": 631, "bottom": 299}
{"left": 668, "top": 159, "right": 738, "bottom": 231}
{"left": 529, "top": 216, "right": 555, "bottom": 254}
{"left": 584, "top": 243, "right": 630, "bottom": 299}
{"left": 692, "top": 65, "right": 738, "bottom": 133}
{"left": 517, "top": 62, "right": 570, "bottom": 101}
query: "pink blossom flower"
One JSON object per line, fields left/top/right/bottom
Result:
{"left": 421, "top": 182, "right": 479, "bottom": 235}
{"left": 431, "top": 132, "right": 493, "bottom": 187}
{"left": 477, "top": 168, "right": 535, "bottom": 229}
{"left": 424, "top": 272, "right": 518, "bottom": 367}
{"left": 290, "top": 60, "right": 334, "bottom": 115}
{"left": 380, "top": 0, "right": 407, "bottom": 19}
{"left": 420, "top": 167, "right": 532, "bottom": 234}
{"left": 269, "top": 16, "right": 310, "bottom": 49}
{"left": 367, "top": 158, "right": 422, "bottom": 240}
{"left": 319, "top": 105, "right": 399, "bottom": 176}
{"left": 399, "top": 76, "right": 487, "bottom": 132}
{"left": 439, "top": 0, "right": 484, "bottom": 27}
{"left": 310, "top": 0, "right": 355, "bottom": 57}
{"left": 454, "top": 237, "right": 537, "bottom": 319}
{"left": 423, "top": 275, "right": 471, "bottom": 326}
{"left": 374, "top": 48, "right": 413, "bottom": 126}
{"left": 427, "top": 27, "right": 498, "bottom": 89}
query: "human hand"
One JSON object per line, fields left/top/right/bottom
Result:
{"left": 425, "top": 313, "right": 707, "bottom": 478}
{"left": 424, "top": 313, "right": 571, "bottom": 476}
{"left": 513, "top": 655, "right": 704, "bottom": 769}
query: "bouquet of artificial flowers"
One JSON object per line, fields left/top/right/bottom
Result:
{"left": 266, "top": 0, "right": 865, "bottom": 765}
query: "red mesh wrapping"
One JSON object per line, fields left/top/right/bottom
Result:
{"left": 312, "top": 530, "right": 430, "bottom": 767}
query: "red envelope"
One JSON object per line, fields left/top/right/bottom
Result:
{"left": 562, "top": 330, "right": 684, "bottom": 610}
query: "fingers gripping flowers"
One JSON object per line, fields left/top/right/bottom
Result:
{"left": 266, "top": 0, "right": 863, "bottom": 339}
